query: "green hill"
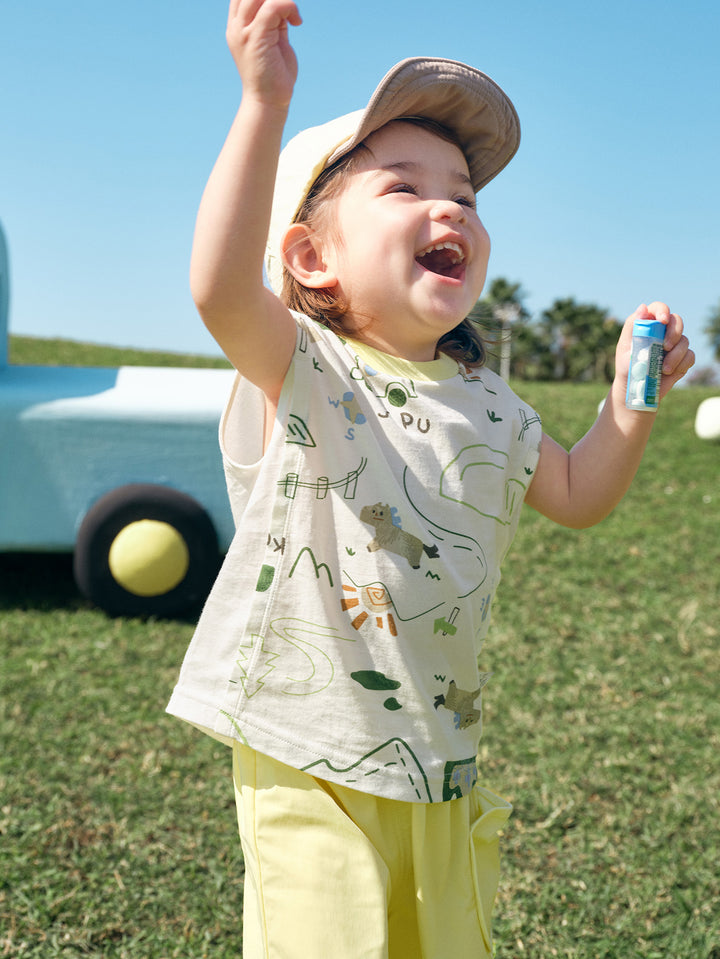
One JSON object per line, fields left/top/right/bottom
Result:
{"left": 8, "top": 333, "right": 232, "bottom": 369}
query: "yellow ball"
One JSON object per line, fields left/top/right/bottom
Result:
{"left": 108, "top": 520, "right": 190, "bottom": 597}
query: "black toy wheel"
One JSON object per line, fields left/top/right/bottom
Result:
{"left": 73, "top": 484, "right": 220, "bottom": 617}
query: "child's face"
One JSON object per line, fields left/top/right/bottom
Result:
{"left": 321, "top": 121, "right": 491, "bottom": 360}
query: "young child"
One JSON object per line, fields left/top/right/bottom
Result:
{"left": 168, "top": 1, "right": 695, "bottom": 955}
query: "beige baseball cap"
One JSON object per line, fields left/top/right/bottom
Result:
{"left": 264, "top": 56, "right": 520, "bottom": 294}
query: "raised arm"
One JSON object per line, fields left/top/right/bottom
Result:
{"left": 190, "top": 0, "right": 302, "bottom": 395}
{"left": 525, "top": 302, "right": 695, "bottom": 529}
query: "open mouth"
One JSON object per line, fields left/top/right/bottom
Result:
{"left": 415, "top": 241, "right": 466, "bottom": 279}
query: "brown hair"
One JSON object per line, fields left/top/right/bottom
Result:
{"left": 281, "top": 117, "right": 486, "bottom": 368}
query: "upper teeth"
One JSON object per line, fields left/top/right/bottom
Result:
{"left": 419, "top": 241, "right": 464, "bottom": 262}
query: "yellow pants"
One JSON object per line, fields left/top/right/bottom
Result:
{"left": 232, "top": 743, "right": 511, "bottom": 959}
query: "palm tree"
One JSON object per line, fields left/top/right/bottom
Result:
{"left": 537, "top": 297, "right": 620, "bottom": 382}
{"left": 468, "top": 278, "right": 532, "bottom": 379}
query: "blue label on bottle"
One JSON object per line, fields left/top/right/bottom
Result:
{"left": 644, "top": 342, "right": 663, "bottom": 406}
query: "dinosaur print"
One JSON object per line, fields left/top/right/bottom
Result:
{"left": 360, "top": 503, "right": 439, "bottom": 569}
{"left": 434, "top": 677, "right": 490, "bottom": 730}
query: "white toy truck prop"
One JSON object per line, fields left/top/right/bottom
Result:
{"left": 0, "top": 220, "right": 235, "bottom": 617}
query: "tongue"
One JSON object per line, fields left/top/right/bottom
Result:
{"left": 417, "top": 249, "right": 460, "bottom": 277}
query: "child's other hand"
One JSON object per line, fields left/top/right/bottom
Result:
{"left": 226, "top": 0, "right": 302, "bottom": 109}
{"left": 616, "top": 302, "right": 695, "bottom": 403}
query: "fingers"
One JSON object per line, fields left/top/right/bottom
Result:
{"left": 663, "top": 334, "right": 694, "bottom": 378}
{"left": 227, "top": 0, "right": 302, "bottom": 60}
{"left": 641, "top": 303, "right": 691, "bottom": 375}
{"left": 628, "top": 300, "right": 696, "bottom": 388}
{"left": 635, "top": 302, "right": 683, "bottom": 354}
{"left": 641, "top": 301, "right": 671, "bottom": 322}
{"left": 229, "top": 0, "right": 301, "bottom": 29}
{"left": 661, "top": 312, "right": 685, "bottom": 370}
{"left": 226, "top": 0, "right": 301, "bottom": 101}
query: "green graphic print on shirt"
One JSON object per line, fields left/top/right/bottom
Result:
{"left": 167, "top": 314, "right": 542, "bottom": 803}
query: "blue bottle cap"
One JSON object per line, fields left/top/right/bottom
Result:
{"left": 633, "top": 318, "right": 666, "bottom": 340}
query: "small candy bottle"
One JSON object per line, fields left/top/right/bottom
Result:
{"left": 625, "top": 319, "right": 665, "bottom": 412}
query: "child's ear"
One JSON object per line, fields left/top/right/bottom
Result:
{"left": 281, "top": 224, "right": 339, "bottom": 289}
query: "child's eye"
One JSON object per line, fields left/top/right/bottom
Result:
{"left": 455, "top": 195, "right": 477, "bottom": 210}
{"left": 391, "top": 183, "right": 418, "bottom": 196}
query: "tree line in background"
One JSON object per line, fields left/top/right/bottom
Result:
{"left": 473, "top": 278, "right": 720, "bottom": 384}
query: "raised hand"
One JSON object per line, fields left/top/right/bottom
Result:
{"left": 226, "top": 0, "right": 302, "bottom": 109}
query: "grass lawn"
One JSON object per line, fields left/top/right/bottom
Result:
{"left": 2, "top": 338, "right": 719, "bottom": 957}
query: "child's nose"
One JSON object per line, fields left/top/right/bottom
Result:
{"left": 429, "top": 198, "right": 467, "bottom": 224}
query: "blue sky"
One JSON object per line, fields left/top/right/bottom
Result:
{"left": 1, "top": 0, "right": 718, "bottom": 372}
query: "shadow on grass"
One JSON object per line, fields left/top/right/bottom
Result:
{"left": 0, "top": 552, "right": 206, "bottom": 622}
{"left": 0, "top": 552, "right": 81, "bottom": 610}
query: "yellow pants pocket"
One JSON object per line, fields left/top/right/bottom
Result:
{"left": 469, "top": 785, "right": 512, "bottom": 952}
